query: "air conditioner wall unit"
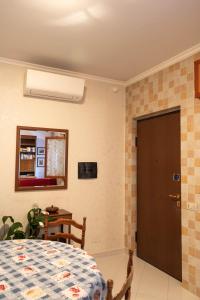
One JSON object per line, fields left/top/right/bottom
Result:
{"left": 24, "top": 69, "right": 85, "bottom": 102}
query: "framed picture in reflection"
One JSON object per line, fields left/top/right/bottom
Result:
{"left": 37, "top": 157, "right": 45, "bottom": 167}
{"left": 37, "top": 147, "right": 45, "bottom": 155}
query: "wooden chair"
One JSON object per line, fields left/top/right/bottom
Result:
{"left": 44, "top": 217, "right": 86, "bottom": 249}
{"left": 106, "top": 249, "right": 134, "bottom": 300}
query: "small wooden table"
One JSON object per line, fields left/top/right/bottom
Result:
{"left": 47, "top": 209, "right": 72, "bottom": 220}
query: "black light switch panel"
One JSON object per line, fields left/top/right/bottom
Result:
{"left": 78, "top": 162, "right": 97, "bottom": 179}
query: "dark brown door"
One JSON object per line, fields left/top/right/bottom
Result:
{"left": 137, "top": 110, "right": 182, "bottom": 281}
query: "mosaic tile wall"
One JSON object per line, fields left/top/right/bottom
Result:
{"left": 125, "top": 53, "right": 200, "bottom": 297}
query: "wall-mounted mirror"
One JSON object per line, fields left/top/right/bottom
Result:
{"left": 15, "top": 126, "right": 68, "bottom": 191}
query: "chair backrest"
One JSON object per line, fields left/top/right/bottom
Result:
{"left": 106, "top": 249, "right": 134, "bottom": 300}
{"left": 44, "top": 217, "right": 86, "bottom": 249}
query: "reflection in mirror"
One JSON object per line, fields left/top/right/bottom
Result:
{"left": 15, "top": 126, "right": 68, "bottom": 191}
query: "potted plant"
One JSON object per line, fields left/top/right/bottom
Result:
{"left": 1, "top": 216, "right": 25, "bottom": 240}
{"left": 27, "top": 208, "right": 45, "bottom": 239}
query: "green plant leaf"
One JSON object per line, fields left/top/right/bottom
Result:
{"left": 6, "top": 222, "right": 23, "bottom": 239}
{"left": 27, "top": 208, "right": 42, "bottom": 223}
{"left": 14, "top": 230, "right": 25, "bottom": 239}
{"left": 27, "top": 209, "right": 34, "bottom": 223}
{"left": 26, "top": 208, "right": 45, "bottom": 239}
{"left": 35, "top": 215, "right": 45, "bottom": 222}
{"left": 2, "top": 216, "right": 14, "bottom": 224}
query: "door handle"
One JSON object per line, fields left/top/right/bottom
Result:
{"left": 168, "top": 194, "right": 181, "bottom": 208}
{"left": 168, "top": 194, "right": 181, "bottom": 200}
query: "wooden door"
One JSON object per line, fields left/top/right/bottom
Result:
{"left": 137, "top": 110, "right": 182, "bottom": 281}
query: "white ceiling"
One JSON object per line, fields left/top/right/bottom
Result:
{"left": 0, "top": 0, "right": 200, "bottom": 81}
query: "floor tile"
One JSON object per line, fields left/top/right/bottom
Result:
{"left": 136, "top": 261, "right": 168, "bottom": 300}
{"left": 95, "top": 251, "right": 199, "bottom": 300}
{"left": 167, "top": 277, "right": 199, "bottom": 300}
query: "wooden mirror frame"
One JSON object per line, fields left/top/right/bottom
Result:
{"left": 194, "top": 59, "right": 200, "bottom": 98}
{"left": 15, "top": 126, "right": 68, "bottom": 191}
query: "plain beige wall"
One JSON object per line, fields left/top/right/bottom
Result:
{"left": 0, "top": 62, "right": 125, "bottom": 254}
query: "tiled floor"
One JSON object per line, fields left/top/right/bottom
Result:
{"left": 95, "top": 251, "right": 199, "bottom": 300}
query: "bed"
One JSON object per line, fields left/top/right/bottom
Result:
{"left": 19, "top": 178, "right": 57, "bottom": 187}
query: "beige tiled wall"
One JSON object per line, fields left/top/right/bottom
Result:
{"left": 125, "top": 54, "right": 200, "bottom": 297}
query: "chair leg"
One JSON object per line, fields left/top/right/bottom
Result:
{"left": 81, "top": 217, "right": 86, "bottom": 249}
{"left": 127, "top": 249, "right": 133, "bottom": 277}
{"left": 106, "top": 279, "right": 113, "bottom": 300}
{"left": 125, "top": 287, "right": 131, "bottom": 300}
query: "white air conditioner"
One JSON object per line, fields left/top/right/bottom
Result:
{"left": 24, "top": 69, "right": 85, "bottom": 102}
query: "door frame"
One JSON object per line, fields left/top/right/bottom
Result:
{"left": 135, "top": 108, "right": 182, "bottom": 280}
{"left": 125, "top": 106, "right": 182, "bottom": 249}
{"left": 135, "top": 106, "right": 180, "bottom": 121}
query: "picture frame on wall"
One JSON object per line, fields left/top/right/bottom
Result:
{"left": 194, "top": 59, "right": 200, "bottom": 98}
{"left": 37, "top": 147, "right": 45, "bottom": 155}
{"left": 37, "top": 157, "right": 45, "bottom": 167}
